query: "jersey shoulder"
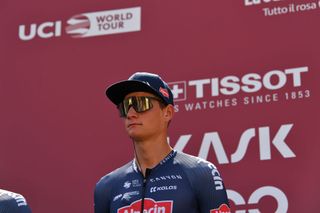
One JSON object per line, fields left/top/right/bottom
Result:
{"left": 173, "top": 151, "right": 222, "bottom": 187}
{"left": 95, "top": 160, "right": 134, "bottom": 190}
{"left": 173, "top": 151, "right": 229, "bottom": 209}
{"left": 174, "top": 151, "right": 218, "bottom": 172}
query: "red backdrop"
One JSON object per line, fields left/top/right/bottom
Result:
{"left": 1, "top": 0, "right": 319, "bottom": 212}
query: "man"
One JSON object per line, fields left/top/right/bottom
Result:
{"left": 94, "top": 72, "right": 230, "bottom": 213}
{"left": 0, "top": 189, "right": 32, "bottom": 213}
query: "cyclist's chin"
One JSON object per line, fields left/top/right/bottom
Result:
{"left": 127, "top": 127, "right": 143, "bottom": 139}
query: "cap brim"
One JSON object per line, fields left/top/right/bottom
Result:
{"left": 106, "top": 80, "right": 161, "bottom": 105}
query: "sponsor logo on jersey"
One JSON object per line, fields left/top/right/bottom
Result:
{"left": 197, "top": 158, "right": 224, "bottom": 191}
{"left": 149, "top": 175, "right": 183, "bottom": 183}
{"left": 122, "top": 191, "right": 140, "bottom": 201}
{"left": 123, "top": 179, "right": 142, "bottom": 189}
{"left": 150, "top": 185, "right": 177, "bottom": 193}
{"left": 113, "top": 194, "right": 123, "bottom": 201}
{"left": 132, "top": 179, "right": 142, "bottom": 187}
{"left": 117, "top": 198, "right": 173, "bottom": 213}
{"left": 124, "top": 181, "right": 132, "bottom": 189}
{"left": 210, "top": 204, "right": 231, "bottom": 213}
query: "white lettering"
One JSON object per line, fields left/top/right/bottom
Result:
{"left": 198, "top": 132, "right": 229, "bottom": 164}
{"left": 231, "top": 128, "right": 256, "bottom": 163}
{"left": 19, "top": 24, "right": 37, "bottom": 41}
{"left": 285, "top": 66, "right": 308, "bottom": 87}
{"left": 19, "top": 21, "right": 62, "bottom": 41}
{"left": 220, "top": 76, "right": 240, "bottom": 95}
{"left": 172, "top": 123, "right": 296, "bottom": 164}
{"left": 263, "top": 70, "right": 287, "bottom": 90}
{"left": 189, "top": 79, "right": 210, "bottom": 98}
{"left": 241, "top": 73, "right": 262, "bottom": 93}
{"left": 183, "top": 67, "right": 308, "bottom": 99}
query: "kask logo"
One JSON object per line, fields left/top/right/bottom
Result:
{"left": 117, "top": 198, "right": 173, "bottom": 213}
{"left": 18, "top": 7, "right": 141, "bottom": 41}
{"left": 173, "top": 123, "right": 295, "bottom": 164}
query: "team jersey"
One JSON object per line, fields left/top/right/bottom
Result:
{"left": 94, "top": 150, "right": 230, "bottom": 213}
{"left": 0, "top": 190, "right": 32, "bottom": 213}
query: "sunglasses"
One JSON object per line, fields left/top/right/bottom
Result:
{"left": 117, "top": 96, "right": 163, "bottom": 117}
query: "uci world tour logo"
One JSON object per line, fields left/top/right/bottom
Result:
{"left": 65, "top": 7, "right": 141, "bottom": 38}
{"left": 18, "top": 7, "right": 141, "bottom": 41}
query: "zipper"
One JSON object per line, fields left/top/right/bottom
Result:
{"left": 140, "top": 168, "right": 151, "bottom": 213}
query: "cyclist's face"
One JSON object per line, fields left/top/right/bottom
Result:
{"left": 123, "top": 91, "right": 168, "bottom": 141}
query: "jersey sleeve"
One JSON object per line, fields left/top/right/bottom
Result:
{"left": 194, "top": 159, "right": 230, "bottom": 213}
{"left": 94, "top": 176, "right": 112, "bottom": 213}
{"left": 179, "top": 155, "right": 230, "bottom": 213}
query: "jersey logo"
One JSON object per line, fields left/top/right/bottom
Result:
{"left": 117, "top": 198, "right": 173, "bottom": 213}
{"left": 210, "top": 204, "right": 231, "bottom": 213}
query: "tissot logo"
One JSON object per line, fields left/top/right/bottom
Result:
{"left": 168, "top": 66, "right": 311, "bottom": 112}
{"left": 169, "top": 67, "right": 308, "bottom": 101}
{"left": 18, "top": 7, "right": 141, "bottom": 41}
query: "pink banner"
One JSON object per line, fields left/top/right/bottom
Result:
{"left": 1, "top": 0, "right": 319, "bottom": 212}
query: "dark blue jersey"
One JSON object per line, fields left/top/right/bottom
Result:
{"left": 94, "top": 150, "right": 230, "bottom": 213}
{"left": 0, "top": 190, "right": 32, "bottom": 213}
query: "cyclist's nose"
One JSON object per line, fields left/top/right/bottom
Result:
{"left": 126, "top": 105, "right": 138, "bottom": 118}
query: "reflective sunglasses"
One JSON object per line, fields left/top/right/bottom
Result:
{"left": 117, "top": 96, "right": 163, "bottom": 117}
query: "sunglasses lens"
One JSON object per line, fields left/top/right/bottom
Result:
{"left": 117, "top": 102, "right": 126, "bottom": 117}
{"left": 135, "top": 97, "right": 151, "bottom": 112}
{"left": 118, "top": 96, "right": 154, "bottom": 117}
